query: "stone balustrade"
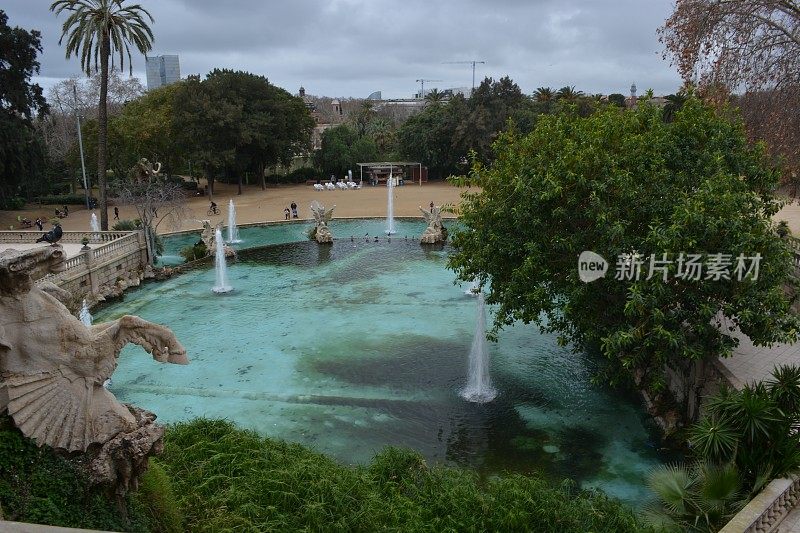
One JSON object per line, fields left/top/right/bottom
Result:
{"left": 0, "top": 230, "right": 131, "bottom": 245}
{"left": 720, "top": 477, "right": 800, "bottom": 532}
{"left": 0, "top": 230, "right": 148, "bottom": 297}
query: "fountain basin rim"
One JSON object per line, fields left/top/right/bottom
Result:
{"left": 161, "top": 215, "right": 458, "bottom": 238}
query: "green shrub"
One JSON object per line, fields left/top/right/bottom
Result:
{"left": 167, "top": 176, "right": 198, "bottom": 191}
{"left": 286, "top": 166, "right": 318, "bottom": 183}
{"left": 0, "top": 197, "right": 26, "bottom": 210}
{"left": 690, "top": 365, "right": 800, "bottom": 486}
{"left": 644, "top": 461, "right": 743, "bottom": 532}
{"left": 35, "top": 195, "right": 87, "bottom": 205}
{"left": 159, "top": 419, "right": 646, "bottom": 533}
{"left": 266, "top": 167, "right": 320, "bottom": 184}
{"left": 180, "top": 242, "right": 207, "bottom": 262}
{"left": 134, "top": 461, "right": 183, "bottom": 533}
{"left": 112, "top": 219, "right": 141, "bottom": 231}
{"left": 0, "top": 416, "right": 148, "bottom": 531}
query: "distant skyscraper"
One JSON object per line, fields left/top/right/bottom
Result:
{"left": 145, "top": 55, "right": 180, "bottom": 90}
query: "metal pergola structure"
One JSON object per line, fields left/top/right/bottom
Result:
{"left": 356, "top": 162, "right": 423, "bottom": 187}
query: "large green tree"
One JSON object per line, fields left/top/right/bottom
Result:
{"left": 0, "top": 10, "right": 48, "bottom": 202}
{"left": 314, "top": 124, "right": 378, "bottom": 179}
{"left": 398, "top": 76, "right": 544, "bottom": 179}
{"left": 449, "top": 98, "right": 799, "bottom": 421}
{"left": 172, "top": 70, "right": 313, "bottom": 196}
{"left": 112, "top": 82, "right": 182, "bottom": 176}
{"left": 51, "top": 0, "right": 154, "bottom": 230}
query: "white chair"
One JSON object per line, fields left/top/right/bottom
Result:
{"left": 337, "top": 181, "right": 348, "bottom": 190}
{"left": 347, "top": 181, "right": 357, "bottom": 189}
{"left": 313, "top": 183, "right": 324, "bottom": 191}
{"left": 325, "top": 182, "right": 336, "bottom": 190}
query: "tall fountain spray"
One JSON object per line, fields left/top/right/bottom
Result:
{"left": 465, "top": 278, "right": 481, "bottom": 296}
{"left": 385, "top": 169, "right": 396, "bottom": 235}
{"left": 89, "top": 213, "right": 100, "bottom": 243}
{"left": 461, "top": 293, "right": 497, "bottom": 403}
{"left": 227, "top": 199, "right": 242, "bottom": 244}
{"left": 79, "top": 299, "right": 92, "bottom": 327}
{"left": 212, "top": 228, "right": 233, "bottom": 294}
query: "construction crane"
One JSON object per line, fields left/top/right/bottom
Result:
{"left": 442, "top": 60, "right": 486, "bottom": 92}
{"left": 415, "top": 79, "right": 443, "bottom": 99}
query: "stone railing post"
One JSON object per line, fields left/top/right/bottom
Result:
{"left": 84, "top": 247, "right": 99, "bottom": 294}
{"left": 136, "top": 229, "right": 150, "bottom": 266}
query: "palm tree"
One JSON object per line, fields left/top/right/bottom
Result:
{"left": 425, "top": 88, "right": 445, "bottom": 105}
{"left": 556, "top": 86, "right": 584, "bottom": 102}
{"left": 663, "top": 92, "right": 688, "bottom": 123}
{"left": 51, "top": 0, "right": 154, "bottom": 230}
{"left": 645, "top": 461, "right": 744, "bottom": 532}
{"left": 533, "top": 87, "right": 554, "bottom": 102}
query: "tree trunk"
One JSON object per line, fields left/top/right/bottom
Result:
{"left": 206, "top": 165, "right": 214, "bottom": 199}
{"left": 237, "top": 173, "right": 242, "bottom": 195}
{"left": 97, "top": 34, "right": 110, "bottom": 230}
{"left": 260, "top": 163, "right": 266, "bottom": 190}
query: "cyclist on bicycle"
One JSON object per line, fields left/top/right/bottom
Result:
{"left": 209, "top": 201, "right": 218, "bottom": 214}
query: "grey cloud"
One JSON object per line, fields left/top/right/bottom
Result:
{"left": 5, "top": 0, "right": 682, "bottom": 99}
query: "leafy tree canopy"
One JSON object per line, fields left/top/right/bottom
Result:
{"left": 449, "top": 98, "right": 799, "bottom": 400}
{"left": 172, "top": 70, "right": 314, "bottom": 194}
{"left": 0, "top": 10, "right": 48, "bottom": 120}
{"left": 0, "top": 10, "right": 48, "bottom": 200}
{"left": 314, "top": 124, "right": 378, "bottom": 179}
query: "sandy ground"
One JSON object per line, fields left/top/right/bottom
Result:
{"left": 0, "top": 181, "right": 467, "bottom": 236}
{"left": 9, "top": 182, "right": 800, "bottom": 238}
{"left": 774, "top": 199, "right": 800, "bottom": 236}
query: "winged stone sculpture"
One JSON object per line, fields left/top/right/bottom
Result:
{"left": 419, "top": 205, "right": 446, "bottom": 244}
{"left": 0, "top": 245, "right": 188, "bottom": 494}
{"left": 310, "top": 202, "right": 335, "bottom": 243}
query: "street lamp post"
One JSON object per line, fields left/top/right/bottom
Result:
{"left": 73, "top": 85, "right": 90, "bottom": 210}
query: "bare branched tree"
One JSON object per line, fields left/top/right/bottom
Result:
{"left": 113, "top": 159, "right": 187, "bottom": 264}
{"left": 36, "top": 72, "right": 144, "bottom": 173}
{"left": 660, "top": 1, "right": 800, "bottom": 180}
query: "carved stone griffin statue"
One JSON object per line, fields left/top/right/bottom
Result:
{"left": 129, "top": 158, "right": 162, "bottom": 184}
{"left": 420, "top": 205, "right": 447, "bottom": 244}
{"left": 0, "top": 245, "right": 188, "bottom": 495}
{"left": 200, "top": 220, "right": 235, "bottom": 258}
{"left": 310, "top": 202, "right": 335, "bottom": 244}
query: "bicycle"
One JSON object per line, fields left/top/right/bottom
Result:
{"left": 207, "top": 205, "right": 220, "bottom": 216}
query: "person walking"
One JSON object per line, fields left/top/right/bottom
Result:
{"left": 429, "top": 201, "right": 434, "bottom": 213}
{"left": 284, "top": 207, "right": 290, "bottom": 220}
{"left": 291, "top": 201, "right": 298, "bottom": 218}
{"left": 114, "top": 206, "right": 120, "bottom": 220}
{"left": 35, "top": 217, "right": 43, "bottom": 231}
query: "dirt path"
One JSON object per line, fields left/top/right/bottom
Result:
{"left": 1, "top": 181, "right": 467, "bottom": 235}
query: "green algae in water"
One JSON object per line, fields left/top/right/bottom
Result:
{"left": 96, "top": 225, "right": 670, "bottom": 507}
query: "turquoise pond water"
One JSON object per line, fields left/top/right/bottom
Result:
{"left": 96, "top": 220, "right": 670, "bottom": 507}
{"left": 158, "top": 219, "right": 431, "bottom": 265}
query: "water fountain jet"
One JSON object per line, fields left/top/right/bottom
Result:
{"left": 90, "top": 213, "right": 100, "bottom": 242}
{"left": 212, "top": 227, "right": 233, "bottom": 294}
{"left": 385, "top": 169, "right": 396, "bottom": 235}
{"left": 461, "top": 293, "right": 497, "bottom": 403}
{"left": 79, "top": 299, "right": 92, "bottom": 327}
{"left": 227, "top": 199, "right": 242, "bottom": 244}
{"left": 465, "top": 278, "right": 481, "bottom": 296}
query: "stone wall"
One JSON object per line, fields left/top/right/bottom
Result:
{"left": 720, "top": 476, "right": 800, "bottom": 533}
{"left": 0, "top": 230, "right": 150, "bottom": 301}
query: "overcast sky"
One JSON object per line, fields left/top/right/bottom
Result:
{"left": 5, "top": 0, "right": 682, "bottom": 100}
